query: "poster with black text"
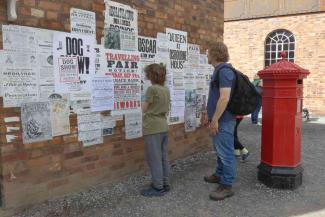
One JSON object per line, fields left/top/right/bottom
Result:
{"left": 53, "top": 32, "right": 95, "bottom": 100}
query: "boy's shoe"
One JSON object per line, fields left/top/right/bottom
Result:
{"left": 164, "top": 185, "right": 171, "bottom": 192}
{"left": 204, "top": 174, "right": 220, "bottom": 184}
{"left": 209, "top": 185, "right": 234, "bottom": 201}
{"left": 241, "top": 152, "right": 250, "bottom": 162}
{"left": 140, "top": 186, "right": 165, "bottom": 197}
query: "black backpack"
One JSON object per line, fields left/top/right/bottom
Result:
{"left": 213, "top": 64, "right": 261, "bottom": 115}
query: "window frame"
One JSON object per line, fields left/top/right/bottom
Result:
{"left": 264, "top": 29, "right": 295, "bottom": 67}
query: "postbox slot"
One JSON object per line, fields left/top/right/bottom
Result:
{"left": 297, "top": 79, "right": 303, "bottom": 85}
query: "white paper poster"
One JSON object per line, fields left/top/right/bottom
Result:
{"left": 70, "top": 8, "right": 96, "bottom": 38}
{"left": 2, "top": 26, "right": 55, "bottom": 101}
{"left": 170, "top": 90, "right": 185, "bottom": 117}
{"left": 94, "top": 45, "right": 106, "bottom": 74}
{"left": 184, "top": 65, "right": 197, "bottom": 90}
{"left": 50, "top": 97, "right": 70, "bottom": 136}
{"left": 37, "top": 29, "right": 55, "bottom": 101}
{"left": 185, "top": 89, "right": 197, "bottom": 132}
{"left": 4, "top": 117, "right": 20, "bottom": 123}
{"left": 184, "top": 65, "right": 197, "bottom": 132}
{"left": 188, "top": 44, "right": 200, "bottom": 65}
{"left": 0, "top": 50, "right": 3, "bottom": 97}
{"left": 166, "top": 28, "right": 188, "bottom": 125}
{"left": 104, "top": 1, "right": 138, "bottom": 33}
{"left": 155, "top": 33, "right": 169, "bottom": 69}
{"left": 53, "top": 32, "right": 95, "bottom": 100}
{"left": 91, "top": 76, "right": 114, "bottom": 112}
{"left": 137, "top": 36, "right": 157, "bottom": 101}
{"left": 104, "top": 27, "right": 137, "bottom": 51}
{"left": 196, "top": 69, "right": 207, "bottom": 127}
{"left": 2, "top": 50, "right": 39, "bottom": 107}
{"left": 166, "top": 28, "right": 187, "bottom": 72}
{"left": 21, "top": 102, "right": 52, "bottom": 144}
{"left": 2, "top": 25, "right": 37, "bottom": 52}
{"left": 125, "top": 112, "right": 142, "bottom": 139}
{"left": 101, "top": 115, "right": 116, "bottom": 136}
{"left": 103, "top": 49, "right": 141, "bottom": 114}
{"left": 70, "top": 99, "right": 90, "bottom": 115}
{"left": 138, "top": 36, "right": 156, "bottom": 61}
{"left": 200, "top": 54, "right": 208, "bottom": 64}
{"left": 77, "top": 110, "right": 103, "bottom": 146}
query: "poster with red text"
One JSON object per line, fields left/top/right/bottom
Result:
{"left": 103, "top": 49, "right": 141, "bottom": 115}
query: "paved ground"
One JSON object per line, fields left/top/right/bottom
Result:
{"left": 12, "top": 117, "right": 325, "bottom": 217}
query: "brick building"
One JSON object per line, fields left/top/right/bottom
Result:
{"left": 0, "top": 0, "right": 223, "bottom": 212}
{"left": 224, "top": 0, "right": 325, "bottom": 115}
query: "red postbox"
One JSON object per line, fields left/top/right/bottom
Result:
{"left": 257, "top": 52, "right": 309, "bottom": 189}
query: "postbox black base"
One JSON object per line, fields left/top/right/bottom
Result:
{"left": 257, "top": 163, "right": 303, "bottom": 189}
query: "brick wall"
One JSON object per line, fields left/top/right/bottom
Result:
{"left": 0, "top": 0, "right": 223, "bottom": 210}
{"left": 321, "top": 0, "right": 325, "bottom": 10}
{"left": 224, "top": 13, "right": 325, "bottom": 115}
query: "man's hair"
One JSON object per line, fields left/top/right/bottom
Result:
{"left": 208, "top": 41, "right": 229, "bottom": 62}
{"left": 144, "top": 63, "right": 166, "bottom": 85}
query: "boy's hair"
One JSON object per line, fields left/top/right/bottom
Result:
{"left": 144, "top": 63, "right": 166, "bottom": 85}
{"left": 208, "top": 41, "right": 229, "bottom": 62}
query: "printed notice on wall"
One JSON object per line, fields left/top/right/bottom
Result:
{"left": 70, "top": 8, "right": 96, "bottom": 39}
{"left": 21, "top": 102, "right": 52, "bottom": 144}
{"left": 104, "top": 1, "right": 138, "bottom": 33}
{"left": 188, "top": 44, "right": 200, "bottom": 66}
{"left": 138, "top": 36, "right": 156, "bottom": 61}
{"left": 166, "top": 28, "right": 187, "bottom": 125}
{"left": 91, "top": 76, "right": 114, "bottom": 112}
{"left": 155, "top": 32, "right": 169, "bottom": 66}
{"left": 2, "top": 25, "right": 37, "bottom": 52}
{"left": 37, "top": 29, "right": 55, "bottom": 101}
{"left": 53, "top": 32, "right": 95, "bottom": 100}
{"left": 184, "top": 65, "right": 197, "bottom": 132}
{"left": 94, "top": 45, "right": 106, "bottom": 74}
{"left": 138, "top": 35, "right": 157, "bottom": 101}
{"left": 104, "top": 49, "right": 141, "bottom": 115}
{"left": 77, "top": 110, "right": 103, "bottom": 146}
{"left": 2, "top": 50, "right": 39, "bottom": 107}
{"left": 50, "top": 96, "right": 70, "bottom": 137}
{"left": 0, "top": 50, "right": 3, "bottom": 97}
{"left": 195, "top": 68, "right": 207, "bottom": 127}
{"left": 125, "top": 112, "right": 142, "bottom": 139}
{"left": 166, "top": 28, "right": 187, "bottom": 72}
{"left": 101, "top": 115, "right": 116, "bottom": 136}
{"left": 104, "top": 27, "right": 137, "bottom": 51}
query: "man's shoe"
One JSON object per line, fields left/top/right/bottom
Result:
{"left": 234, "top": 149, "right": 241, "bottom": 158}
{"left": 241, "top": 152, "right": 250, "bottom": 162}
{"left": 204, "top": 174, "right": 220, "bottom": 183}
{"left": 140, "top": 186, "right": 165, "bottom": 197}
{"left": 209, "top": 185, "right": 234, "bottom": 201}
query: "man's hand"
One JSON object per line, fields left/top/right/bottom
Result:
{"left": 208, "top": 119, "right": 219, "bottom": 136}
{"left": 201, "top": 111, "right": 208, "bottom": 126}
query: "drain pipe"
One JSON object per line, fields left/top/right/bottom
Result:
{"left": 7, "top": 0, "right": 18, "bottom": 21}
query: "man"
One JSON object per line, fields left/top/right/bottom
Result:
{"left": 251, "top": 74, "right": 262, "bottom": 125}
{"left": 202, "top": 42, "right": 236, "bottom": 200}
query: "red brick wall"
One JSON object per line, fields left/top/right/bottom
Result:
{"left": 0, "top": 0, "right": 223, "bottom": 210}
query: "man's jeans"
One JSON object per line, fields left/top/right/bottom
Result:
{"left": 251, "top": 98, "right": 262, "bottom": 124}
{"left": 212, "top": 120, "right": 236, "bottom": 187}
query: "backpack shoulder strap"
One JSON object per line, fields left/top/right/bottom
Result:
{"left": 212, "top": 64, "right": 237, "bottom": 88}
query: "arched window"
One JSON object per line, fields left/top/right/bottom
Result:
{"left": 265, "top": 29, "right": 295, "bottom": 67}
